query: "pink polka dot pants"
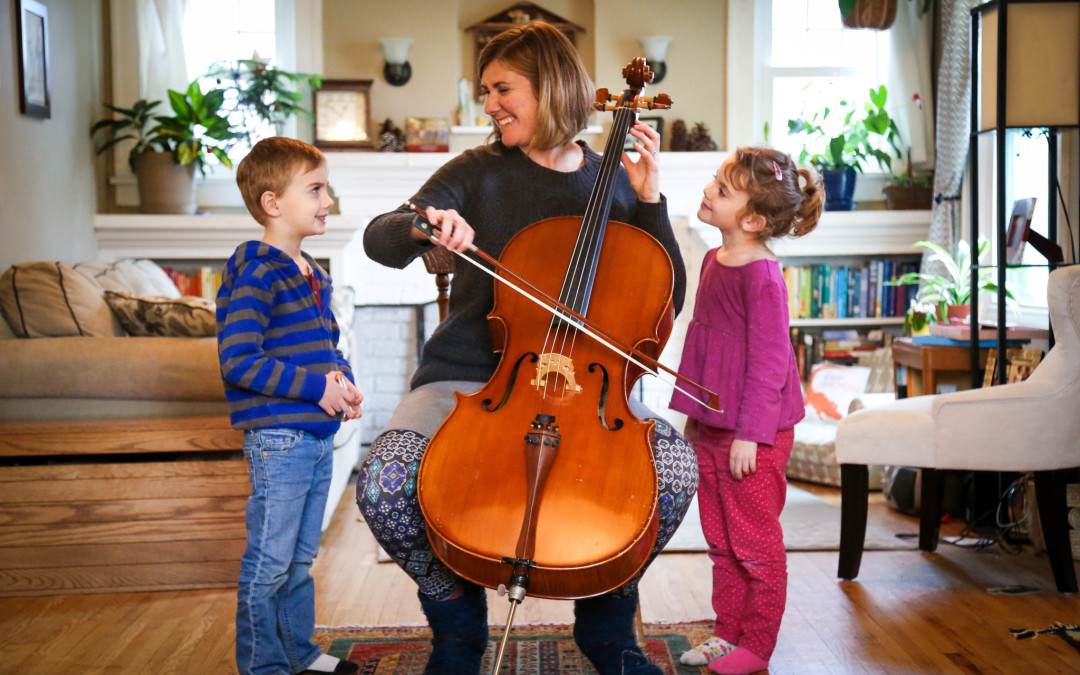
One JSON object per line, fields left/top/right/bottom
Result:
{"left": 693, "top": 425, "right": 793, "bottom": 660}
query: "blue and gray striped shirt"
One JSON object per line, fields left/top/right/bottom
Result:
{"left": 216, "top": 241, "right": 353, "bottom": 438}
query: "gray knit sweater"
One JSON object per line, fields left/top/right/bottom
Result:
{"left": 364, "top": 141, "right": 686, "bottom": 389}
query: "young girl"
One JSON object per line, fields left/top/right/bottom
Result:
{"left": 670, "top": 147, "right": 823, "bottom": 675}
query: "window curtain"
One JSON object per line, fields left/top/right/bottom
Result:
{"left": 922, "top": 0, "right": 981, "bottom": 281}
{"left": 138, "top": 0, "right": 189, "bottom": 101}
{"left": 884, "top": 0, "right": 935, "bottom": 167}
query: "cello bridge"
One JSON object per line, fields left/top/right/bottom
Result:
{"left": 530, "top": 353, "right": 582, "bottom": 392}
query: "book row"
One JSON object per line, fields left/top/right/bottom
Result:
{"left": 160, "top": 266, "right": 222, "bottom": 302}
{"left": 783, "top": 259, "right": 920, "bottom": 320}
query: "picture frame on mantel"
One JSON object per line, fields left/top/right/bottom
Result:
{"left": 16, "top": 0, "right": 51, "bottom": 119}
{"left": 313, "top": 79, "right": 375, "bottom": 150}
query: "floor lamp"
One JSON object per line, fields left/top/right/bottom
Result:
{"left": 970, "top": 0, "right": 1080, "bottom": 385}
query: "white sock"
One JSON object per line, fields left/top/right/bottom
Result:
{"left": 306, "top": 654, "right": 340, "bottom": 672}
{"left": 680, "top": 636, "right": 737, "bottom": 666}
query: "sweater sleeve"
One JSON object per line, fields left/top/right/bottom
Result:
{"left": 363, "top": 152, "right": 476, "bottom": 269}
{"left": 218, "top": 270, "right": 327, "bottom": 403}
{"left": 733, "top": 270, "right": 792, "bottom": 444}
{"left": 635, "top": 196, "right": 686, "bottom": 316}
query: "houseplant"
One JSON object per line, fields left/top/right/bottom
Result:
{"left": 839, "top": 0, "right": 933, "bottom": 29}
{"left": 203, "top": 58, "right": 323, "bottom": 148}
{"left": 787, "top": 84, "right": 902, "bottom": 210}
{"left": 882, "top": 149, "right": 933, "bottom": 210}
{"left": 886, "top": 238, "right": 1017, "bottom": 325}
{"left": 92, "top": 80, "right": 238, "bottom": 213}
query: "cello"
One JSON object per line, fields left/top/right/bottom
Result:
{"left": 415, "top": 57, "right": 703, "bottom": 667}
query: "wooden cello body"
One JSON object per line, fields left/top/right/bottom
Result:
{"left": 417, "top": 59, "right": 674, "bottom": 600}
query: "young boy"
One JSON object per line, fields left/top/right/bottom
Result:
{"left": 217, "top": 136, "right": 363, "bottom": 675}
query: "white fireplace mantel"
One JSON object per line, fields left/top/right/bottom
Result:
{"left": 95, "top": 152, "right": 930, "bottom": 305}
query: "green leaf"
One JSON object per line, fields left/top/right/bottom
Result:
{"left": 839, "top": 0, "right": 857, "bottom": 16}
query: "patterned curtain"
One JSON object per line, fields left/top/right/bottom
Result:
{"left": 923, "top": 0, "right": 981, "bottom": 281}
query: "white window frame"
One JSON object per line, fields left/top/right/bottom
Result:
{"left": 726, "top": 0, "right": 893, "bottom": 202}
{"left": 105, "top": 0, "right": 323, "bottom": 209}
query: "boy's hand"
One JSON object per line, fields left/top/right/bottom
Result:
{"left": 729, "top": 439, "right": 758, "bottom": 481}
{"left": 318, "top": 371, "right": 364, "bottom": 419}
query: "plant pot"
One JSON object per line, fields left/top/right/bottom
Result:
{"left": 822, "top": 167, "right": 857, "bottom": 211}
{"left": 939, "top": 304, "right": 970, "bottom": 325}
{"left": 134, "top": 151, "right": 196, "bottom": 214}
{"left": 883, "top": 184, "right": 933, "bottom": 210}
{"left": 842, "top": 0, "right": 898, "bottom": 29}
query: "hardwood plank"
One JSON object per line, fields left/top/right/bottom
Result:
{"left": 0, "top": 472, "right": 249, "bottom": 503}
{"left": 0, "top": 538, "right": 247, "bottom": 569}
{"left": 0, "top": 517, "right": 247, "bottom": 547}
{"left": 0, "top": 561, "right": 240, "bottom": 596}
{"left": 0, "top": 459, "right": 247, "bottom": 482}
{"left": 0, "top": 416, "right": 242, "bottom": 457}
{"left": 0, "top": 495, "right": 247, "bottom": 525}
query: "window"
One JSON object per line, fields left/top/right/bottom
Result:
{"left": 1003, "top": 131, "right": 1051, "bottom": 312}
{"left": 762, "top": 0, "right": 893, "bottom": 168}
{"left": 183, "top": 0, "right": 277, "bottom": 162}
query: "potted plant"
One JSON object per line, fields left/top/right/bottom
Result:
{"left": 787, "top": 85, "right": 902, "bottom": 210}
{"left": 839, "top": 0, "right": 933, "bottom": 29}
{"left": 886, "top": 238, "right": 1017, "bottom": 325}
{"left": 203, "top": 58, "right": 323, "bottom": 147}
{"left": 92, "top": 80, "right": 238, "bottom": 214}
{"left": 882, "top": 149, "right": 933, "bottom": 210}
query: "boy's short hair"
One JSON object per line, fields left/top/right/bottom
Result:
{"left": 237, "top": 136, "right": 326, "bottom": 226}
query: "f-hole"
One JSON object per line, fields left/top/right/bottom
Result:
{"left": 483, "top": 352, "right": 539, "bottom": 412}
{"left": 588, "top": 362, "right": 624, "bottom": 431}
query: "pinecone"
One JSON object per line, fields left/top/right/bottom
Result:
{"left": 669, "top": 119, "right": 688, "bottom": 152}
{"left": 688, "top": 122, "right": 717, "bottom": 152}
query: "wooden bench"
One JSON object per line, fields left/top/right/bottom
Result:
{"left": 0, "top": 415, "right": 246, "bottom": 596}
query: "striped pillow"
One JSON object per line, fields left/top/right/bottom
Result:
{"left": 0, "top": 262, "right": 121, "bottom": 337}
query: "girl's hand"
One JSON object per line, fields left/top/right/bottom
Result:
{"left": 411, "top": 206, "right": 475, "bottom": 253}
{"left": 729, "top": 439, "right": 758, "bottom": 480}
{"left": 683, "top": 417, "right": 699, "bottom": 449}
{"left": 620, "top": 121, "right": 661, "bottom": 204}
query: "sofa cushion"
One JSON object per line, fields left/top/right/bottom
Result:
{"left": 104, "top": 291, "right": 216, "bottom": 337}
{"left": 0, "top": 261, "right": 122, "bottom": 337}
{"left": 75, "top": 259, "right": 181, "bottom": 299}
{"left": 0, "top": 313, "right": 15, "bottom": 339}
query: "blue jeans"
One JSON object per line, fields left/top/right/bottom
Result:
{"left": 236, "top": 428, "right": 333, "bottom": 675}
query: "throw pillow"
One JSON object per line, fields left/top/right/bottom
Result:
{"left": 0, "top": 261, "right": 121, "bottom": 337}
{"left": 75, "top": 259, "right": 182, "bottom": 299}
{"left": 804, "top": 363, "right": 872, "bottom": 420}
{"left": 104, "top": 291, "right": 216, "bottom": 337}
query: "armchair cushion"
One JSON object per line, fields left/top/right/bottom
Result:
{"left": 74, "top": 259, "right": 182, "bottom": 298}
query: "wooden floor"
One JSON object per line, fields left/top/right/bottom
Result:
{"left": 2, "top": 480, "right": 1079, "bottom": 674}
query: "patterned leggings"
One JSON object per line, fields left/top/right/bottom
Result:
{"left": 357, "top": 386, "right": 698, "bottom": 600}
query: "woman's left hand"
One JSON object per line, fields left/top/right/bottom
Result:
{"left": 620, "top": 120, "right": 661, "bottom": 204}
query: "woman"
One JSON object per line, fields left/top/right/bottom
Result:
{"left": 357, "top": 21, "right": 697, "bottom": 675}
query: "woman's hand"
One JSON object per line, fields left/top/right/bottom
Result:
{"left": 620, "top": 120, "right": 661, "bottom": 204}
{"left": 729, "top": 439, "right": 758, "bottom": 481}
{"left": 411, "top": 206, "right": 475, "bottom": 253}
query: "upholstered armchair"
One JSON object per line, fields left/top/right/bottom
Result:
{"left": 834, "top": 264, "right": 1080, "bottom": 593}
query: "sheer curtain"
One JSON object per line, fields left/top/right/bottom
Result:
{"left": 138, "top": 0, "right": 189, "bottom": 101}
{"left": 885, "top": 0, "right": 935, "bottom": 167}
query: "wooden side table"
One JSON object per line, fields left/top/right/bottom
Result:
{"left": 891, "top": 338, "right": 990, "bottom": 398}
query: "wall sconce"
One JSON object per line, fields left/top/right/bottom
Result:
{"left": 638, "top": 36, "right": 672, "bottom": 84}
{"left": 380, "top": 38, "right": 414, "bottom": 86}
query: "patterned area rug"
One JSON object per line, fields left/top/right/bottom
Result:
{"left": 314, "top": 621, "right": 713, "bottom": 674}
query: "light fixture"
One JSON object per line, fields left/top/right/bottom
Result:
{"left": 637, "top": 36, "right": 672, "bottom": 84}
{"left": 975, "top": 1, "right": 1079, "bottom": 131}
{"left": 379, "top": 38, "right": 413, "bottom": 87}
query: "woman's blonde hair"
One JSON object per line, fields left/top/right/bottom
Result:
{"left": 478, "top": 21, "right": 593, "bottom": 151}
{"left": 722, "top": 147, "right": 824, "bottom": 240}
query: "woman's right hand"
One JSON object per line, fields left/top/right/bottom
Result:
{"left": 411, "top": 206, "right": 475, "bottom": 253}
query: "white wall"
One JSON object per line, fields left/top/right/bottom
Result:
{"left": 0, "top": 0, "right": 103, "bottom": 270}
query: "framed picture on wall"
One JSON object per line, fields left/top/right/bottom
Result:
{"left": 17, "top": 0, "right": 51, "bottom": 119}
{"left": 624, "top": 116, "right": 664, "bottom": 151}
{"left": 313, "top": 80, "right": 375, "bottom": 150}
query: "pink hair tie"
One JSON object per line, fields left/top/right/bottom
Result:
{"left": 772, "top": 161, "right": 783, "bottom": 181}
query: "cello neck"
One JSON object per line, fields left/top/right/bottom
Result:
{"left": 558, "top": 105, "right": 638, "bottom": 317}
